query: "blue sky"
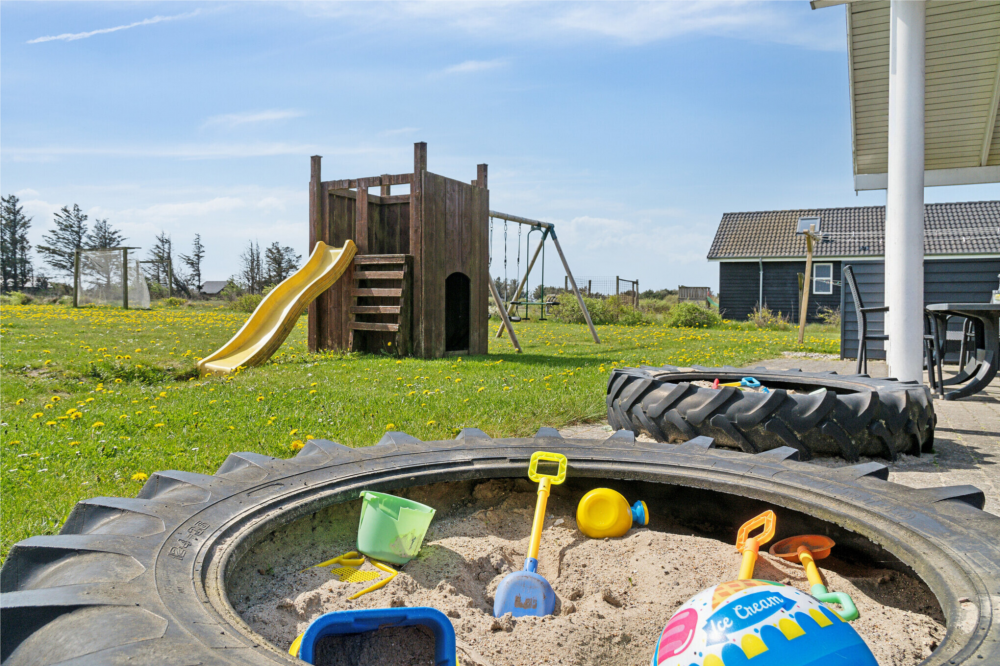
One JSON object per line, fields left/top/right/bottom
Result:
{"left": 3, "top": 1, "right": 998, "bottom": 291}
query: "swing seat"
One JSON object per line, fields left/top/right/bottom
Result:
{"left": 509, "top": 314, "right": 522, "bottom": 322}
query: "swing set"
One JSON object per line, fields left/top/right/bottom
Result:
{"left": 488, "top": 211, "right": 600, "bottom": 352}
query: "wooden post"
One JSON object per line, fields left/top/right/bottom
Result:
{"left": 477, "top": 164, "right": 488, "bottom": 190}
{"left": 588, "top": 280, "right": 591, "bottom": 295}
{"left": 797, "top": 226, "right": 815, "bottom": 344}
{"left": 380, "top": 174, "right": 391, "bottom": 197}
{"left": 616, "top": 276, "right": 620, "bottom": 297}
{"left": 122, "top": 249, "right": 129, "bottom": 310}
{"left": 635, "top": 280, "right": 639, "bottom": 307}
{"left": 410, "top": 142, "right": 427, "bottom": 357}
{"left": 356, "top": 183, "right": 369, "bottom": 254}
{"left": 167, "top": 258, "right": 173, "bottom": 298}
{"left": 489, "top": 278, "right": 521, "bottom": 353}
{"left": 550, "top": 230, "right": 600, "bottom": 343}
{"left": 73, "top": 249, "right": 81, "bottom": 307}
{"left": 495, "top": 228, "right": 547, "bottom": 338}
{"left": 308, "top": 155, "right": 323, "bottom": 352}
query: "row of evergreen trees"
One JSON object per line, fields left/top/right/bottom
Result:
{"left": 0, "top": 194, "right": 301, "bottom": 296}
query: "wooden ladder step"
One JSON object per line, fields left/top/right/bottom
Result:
{"left": 355, "top": 270, "right": 404, "bottom": 280}
{"left": 350, "top": 321, "right": 400, "bottom": 332}
{"left": 351, "top": 305, "right": 401, "bottom": 315}
{"left": 354, "top": 255, "right": 407, "bottom": 265}
{"left": 353, "top": 288, "right": 402, "bottom": 298}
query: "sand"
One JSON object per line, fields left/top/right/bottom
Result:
{"left": 234, "top": 480, "right": 945, "bottom": 666}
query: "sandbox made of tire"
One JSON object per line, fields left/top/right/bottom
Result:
{"left": 232, "top": 477, "right": 945, "bottom": 666}
{"left": 2, "top": 431, "right": 998, "bottom": 666}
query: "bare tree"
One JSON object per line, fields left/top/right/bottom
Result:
{"left": 237, "top": 240, "right": 263, "bottom": 294}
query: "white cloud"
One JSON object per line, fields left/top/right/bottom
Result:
{"left": 256, "top": 197, "right": 286, "bottom": 211}
{"left": 122, "top": 197, "right": 249, "bottom": 223}
{"left": 297, "top": 2, "right": 844, "bottom": 52}
{"left": 28, "top": 10, "right": 200, "bottom": 44}
{"left": 14, "top": 188, "right": 39, "bottom": 198}
{"left": 202, "top": 109, "right": 305, "bottom": 129}
{"left": 4, "top": 142, "right": 316, "bottom": 161}
{"left": 443, "top": 58, "right": 507, "bottom": 75}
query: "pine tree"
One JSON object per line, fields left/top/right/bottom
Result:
{"left": 38, "top": 204, "right": 88, "bottom": 277}
{"left": 145, "top": 231, "right": 173, "bottom": 293}
{"left": 1, "top": 195, "right": 33, "bottom": 291}
{"left": 179, "top": 234, "right": 205, "bottom": 289}
{"left": 264, "top": 242, "right": 301, "bottom": 286}
{"left": 86, "top": 218, "right": 127, "bottom": 249}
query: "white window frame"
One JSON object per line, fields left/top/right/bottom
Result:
{"left": 813, "top": 263, "right": 833, "bottom": 295}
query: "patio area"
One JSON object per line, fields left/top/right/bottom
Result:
{"left": 564, "top": 355, "right": 1000, "bottom": 517}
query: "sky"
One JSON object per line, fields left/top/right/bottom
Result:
{"left": 3, "top": 1, "right": 999, "bottom": 292}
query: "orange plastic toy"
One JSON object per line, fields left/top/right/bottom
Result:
{"left": 770, "top": 535, "right": 859, "bottom": 620}
{"left": 735, "top": 510, "right": 776, "bottom": 580}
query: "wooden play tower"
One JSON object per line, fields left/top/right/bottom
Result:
{"left": 308, "top": 142, "right": 490, "bottom": 358}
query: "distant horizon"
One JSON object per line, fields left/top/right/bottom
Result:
{"left": 4, "top": 2, "right": 998, "bottom": 292}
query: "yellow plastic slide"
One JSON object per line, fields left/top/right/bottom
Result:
{"left": 198, "top": 240, "right": 357, "bottom": 376}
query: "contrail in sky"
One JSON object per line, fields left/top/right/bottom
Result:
{"left": 28, "top": 10, "right": 200, "bottom": 44}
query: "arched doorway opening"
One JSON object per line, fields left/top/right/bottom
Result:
{"left": 445, "top": 272, "right": 470, "bottom": 353}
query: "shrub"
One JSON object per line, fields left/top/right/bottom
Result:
{"left": 666, "top": 302, "right": 721, "bottom": 328}
{"left": 748, "top": 305, "right": 792, "bottom": 330}
{"left": 230, "top": 293, "right": 264, "bottom": 313}
{"left": 219, "top": 281, "right": 243, "bottom": 302}
{"left": 0, "top": 291, "right": 32, "bottom": 305}
{"left": 163, "top": 297, "right": 188, "bottom": 307}
{"left": 817, "top": 306, "right": 841, "bottom": 328}
{"left": 550, "top": 295, "right": 652, "bottom": 326}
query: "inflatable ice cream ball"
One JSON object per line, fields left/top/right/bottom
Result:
{"left": 652, "top": 579, "right": 877, "bottom": 666}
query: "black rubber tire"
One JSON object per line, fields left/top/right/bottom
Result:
{"left": 606, "top": 365, "right": 937, "bottom": 461}
{"left": 2, "top": 429, "right": 996, "bottom": 666}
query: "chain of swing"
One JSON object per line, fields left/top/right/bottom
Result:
{"left": 489, "top": 215, "right": 549, "bottom": 318}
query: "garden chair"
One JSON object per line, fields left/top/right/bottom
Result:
{"left": 843, "top": 265, "right": 889, "bottom": 374}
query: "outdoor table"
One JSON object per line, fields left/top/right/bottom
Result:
{"left": 925, "top": 303, "right": 1000, "bottom": 400}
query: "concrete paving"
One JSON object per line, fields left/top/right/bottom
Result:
{"left": 560, "top": 354, "right": 1000, "bottom": 517}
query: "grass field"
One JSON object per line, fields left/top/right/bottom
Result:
{"left": 0, "top": 302, "right": 839, "bottom": 558}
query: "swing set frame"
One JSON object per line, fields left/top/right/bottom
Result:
{"left": 488, "top": 211, "right": 600, "bottom": 350}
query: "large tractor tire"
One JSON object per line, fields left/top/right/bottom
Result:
{"left": 607, "top": 365, "right": 936, "bottom": 461}
{"left": 2, "top": 429, "right": 996, "bottom": 665}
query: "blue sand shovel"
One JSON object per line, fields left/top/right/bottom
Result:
{"left": 493, "top": 451, "right": 567, "bottom": 618}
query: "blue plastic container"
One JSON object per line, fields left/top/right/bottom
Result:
{"left": 298, "top": 607, "right": 457, "bottom": 666}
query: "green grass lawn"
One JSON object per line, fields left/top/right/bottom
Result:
{"left": 0, "top": 302, "right": 839, "bottom": 558}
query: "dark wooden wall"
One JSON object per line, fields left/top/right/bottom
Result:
{"left": 414, "top": 172, "right": 489, "bottom": 357}
{"left": 718, "top": 260, "right": 841, "bottom": 323}
{"left": 308, "top": 144, "right": 489, "bottom": 358}
{"left": 840, "top": 258, "right": 1000, "bottom": 360}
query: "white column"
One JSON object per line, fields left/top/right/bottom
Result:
{"left": 885, "top": 0, "right": 926, "bottom": 383}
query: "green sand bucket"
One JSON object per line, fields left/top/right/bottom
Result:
{"left": 356, "top": 491, "right": 436, "bottom": 565}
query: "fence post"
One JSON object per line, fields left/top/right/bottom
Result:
{"left": 122, "top": 248, "right": 129, "bottom": 310}
{"left": 635, "top": 280, "right": 639, "bottom": 307}
{"left": 73, "top": 249, "right": 81, "bottom": 307}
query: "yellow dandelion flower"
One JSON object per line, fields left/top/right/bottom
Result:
{"left": 289, "top": 440, "right": 305, "bottom": 451}
{"left": 427, "top": 420, "right": 437, "bottom": 426}
{"left": 69, "top": 441, "right": 80, "bottom": 446}
{"left": 132, "top": 472, "right": 148, "bottom": 482}
{"left": 385, "top": 423, "right": 395, "bottom": 430}
{"left": 45, "top": 420, "right": 57, "bottom": 426}
{"left": 31, "top": 412, "right": 43, "bottom": 419}
{"left": 8, "top": 440, "right": 22, "bottom": 445}
{"left": 290, "top": 428, "right": 298, "bottom": 436}
{"left": 91, "top": 421, "right": 105, "bottom": 428}
{"left": 309, "top": 390, "right": 317, "bottom": 395}
{"left": 43, "top": 403, "right": 53, "bottom": 410}
{"left": 15, "top": 398, "right": 25, "bottom": 405}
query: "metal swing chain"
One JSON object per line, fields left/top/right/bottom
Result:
{"left": 488, "top": 217, "right": 493, "bottom": 268}
{"left": 503, "top": 220, "right": 508, "bottom": 301}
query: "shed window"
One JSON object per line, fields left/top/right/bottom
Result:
{"left": 813, "top": 263, "right": 833, "bottom": 295}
